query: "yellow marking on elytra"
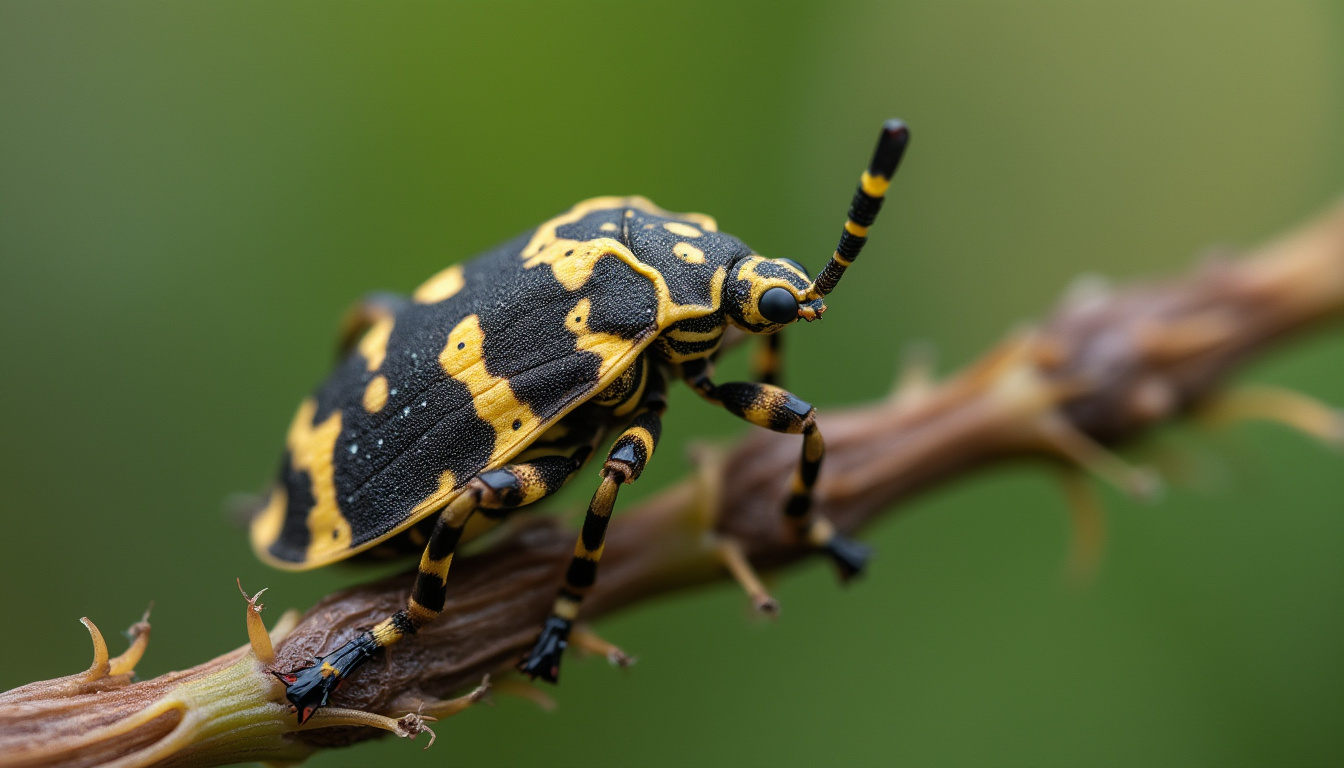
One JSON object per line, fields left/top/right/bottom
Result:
{"left": 249, "top": 486, "right": 287, "bottom": 554}
{"left": 414, "top": 263, "right": 465, "bottom": 304}
{"left": 674, "top": 242, "right": 705, "bottom": 264}
{"left": 362, "top": 375, "right": 389, "bottom": 413}
{"left": 565, "top": 298, "right": 642, "bottom": 380}
{"left": 357, "top": 317, "right": 394, "bottom": 371}
{"left": 284, "top": 399, "right": 353, "bottom": 563}
{"left": 526, "top": 238, "right": 621, "bottom": 291}
{"left": 440, "top": 315, "right": 543, "bottom": 465}
{"left": 600, "top": 222, "right": 618, "bottom": 232}
{"left": 522, "top": 197, "right": 717, "bottom": 260}
{"left": 663, "top": 222, "right": 703, "bottom": 238}
{"left": 860, "top": 171, "right": 891, "bottom": 197}
{"left": 521, "top": 196, "right": 724, "bottom": 327}
{"left": 844, "top": 220, "right": 869, "bottom": 237}
{"left": 406, "top": 469, "right": 459, "bottom": 523}
{"left": 320, "top": 662, "right": 339, "bottom": 678}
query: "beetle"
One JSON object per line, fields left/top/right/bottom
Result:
{"left": 251, "top": 120, "right": 911, "bottom": 723}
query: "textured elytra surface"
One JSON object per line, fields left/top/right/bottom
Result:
{"left": 257, "top": 198, "right": 761, "bottom": 567}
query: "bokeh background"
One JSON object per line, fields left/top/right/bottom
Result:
{"left": 2, "top": 2, "right": 1342, "bottom": 766}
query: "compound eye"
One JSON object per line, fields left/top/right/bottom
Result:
{"left": 759, "top": 287, "right": 800, "bottom": 325}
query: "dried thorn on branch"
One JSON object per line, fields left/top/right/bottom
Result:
{"left": 492, "top": 676, "right": 558, "bottom": 711}
{"left": 1198, "top": 385, "right": 1344, "bottom": 449}
{"left": 79, "top": 617, "right": 110, "bottom": 681}
{"left": 237, "top": 578, "right": 275, "bottom": 664}
{"left": 1058, "top": 468, "right": 1107, "bottom": 589}
{"left": 571, "top": 627, "right": 638, "bottom": 668}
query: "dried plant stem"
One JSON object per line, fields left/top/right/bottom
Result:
{"left": 3, "top": 201, "right": 1343, "bottom": 767}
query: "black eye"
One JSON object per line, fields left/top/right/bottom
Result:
{"left": 779, "top": 258, "right": 811, "bottom": 279}
{"left": 759, "top": 287, "right": 799, "bottom": 324}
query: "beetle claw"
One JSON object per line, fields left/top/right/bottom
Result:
{"left": 823, "top": 533, "right": 873, "bottom": 582}
{"left": 518, "top": 616, "right": 572, "bottom": 684}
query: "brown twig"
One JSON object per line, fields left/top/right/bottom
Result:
{"left": 2, "top": 201, "right": 1342, "bottom": 767}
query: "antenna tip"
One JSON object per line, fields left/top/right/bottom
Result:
{"left": 871, "top": 119, "right": 911, "bottom": 179}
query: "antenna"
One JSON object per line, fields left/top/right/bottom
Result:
{"left": 805, "top": 119, "right": 910, "bottom": 301}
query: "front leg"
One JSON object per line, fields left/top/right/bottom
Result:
{"left": 683, "top": 359, "right": 870, "bottom": 580}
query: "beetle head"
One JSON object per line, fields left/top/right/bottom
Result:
{"left": 723, "top": 255, "right": 825, "bottom": 333}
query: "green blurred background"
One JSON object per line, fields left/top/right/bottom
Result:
{"left": 2, "top": 2, "right": 1342, "bottom": 765}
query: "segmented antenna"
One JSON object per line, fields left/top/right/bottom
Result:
{"left": 805, "top": 119, "right": 910, "bottom": 301}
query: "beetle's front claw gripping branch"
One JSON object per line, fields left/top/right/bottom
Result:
{"left": 518, "top": 615, "right": 572, "bottom": 684}
{"left": 275, "top": 632, "right": 380, "bottom": 724}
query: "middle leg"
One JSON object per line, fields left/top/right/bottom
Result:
{"left": 518, "top": 404, "right": 665, "bottom": 683}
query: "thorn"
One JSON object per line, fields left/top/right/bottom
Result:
{"left": 405, "top": 674, "right": 494, "bottom": 722}
{"left": 1062, "top": 273, "right": 1113, "bottom": 313}
{"left": 1038, "top": 413, "right": 1162, "bottom": 501}
{"left": 108, "top": 609, "right": 153, "bottom": 677}
{"left": 714, "top": 538, "right": 780, "bottom": 617}
{"left": 1198, "top": 385, "right": 1344, "bottom": 449}
{"left": 79, "top": 617, "right": 110, "bottom": 681}
{"left": 237, "top": 578, "right": 267, "bottom": 612}
{"left": 686, "top": 440, "right": 727, "bottom": 530}
{"left": 492, "top": 676, "right": 557, "bottom": 712}
{"left": 237, "top": 579, "right": 275, "bottom": 664}
{"left": 889, "top": 340, "right": 938, "bottom": 409}
{"left": 1058, "top": 468, "right": 1107, "bottom": 589}
{"left": 571, "top": 626, "right": 637, "bottom": 669}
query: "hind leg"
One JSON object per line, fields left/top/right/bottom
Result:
{"left": 276, "top": 453, "right": 583, "bottom": 723}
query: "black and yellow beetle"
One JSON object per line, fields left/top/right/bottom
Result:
{"left": 251, "top": 120, "right": 911, "bottom": 723}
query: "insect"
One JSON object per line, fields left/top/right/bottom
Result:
{"left": 251, "top": 120, "right": 911, "bottom": 723}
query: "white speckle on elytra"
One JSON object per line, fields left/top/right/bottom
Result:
{"left": 421, "top": 401, "right": 427, "bottom": 407}
{"left": 349, "top": 444, "right": 358, "bottom": 454}
{"left": 377, "top": 439, "right": 384, "bottom": 446}
{"left": 411, "top": 352, "right": 418, "bottom": 359}
{"left": 403, "top": 407, "right": 411, "bottom": 417}
{"left": 390, "top": 388, "right": 398, "bottom": 396}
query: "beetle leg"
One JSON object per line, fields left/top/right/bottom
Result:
{"left": 519, "top": 405, "right": 665, "bottom": 684}
{"left": 275, "top": 454, "right": 581, "bottom": 723}
{"left": 682, "top": 359, "right": 871, "bottom": 581}
{"left": 334, "top": 292, "right": 409, "bottom": 360}
{"left": 754, "top": 332, "right": 784, "bottom": 386}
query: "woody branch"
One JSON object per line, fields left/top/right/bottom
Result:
{"left": 2, "top": 200, "right": 1342, "bottom": 767}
